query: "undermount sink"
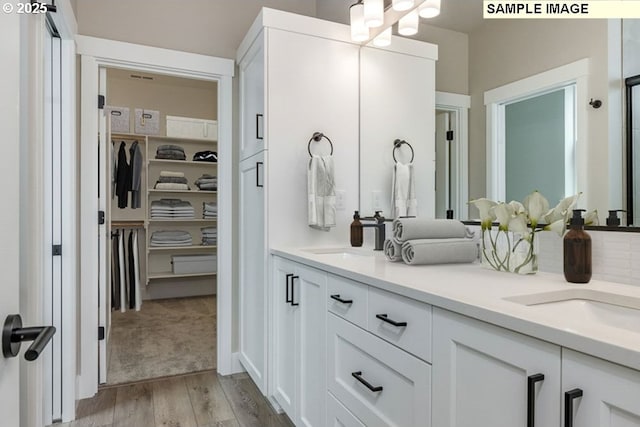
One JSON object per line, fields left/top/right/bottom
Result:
{"left": 302, "top": 247, "right": 376, "bottom": 259}
{"left": 504, "top": 289, "right": 640, "bottom": 333}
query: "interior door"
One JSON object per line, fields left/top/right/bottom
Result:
{"left": 0, "top": 8, "right": 22, "bottom": 426}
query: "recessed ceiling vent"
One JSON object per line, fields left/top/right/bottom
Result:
{"left": 129, "top": 74, "right": 155, "bottom": 81}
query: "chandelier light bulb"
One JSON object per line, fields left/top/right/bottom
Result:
{"left": 418, "top": 0, "right": 441, "bottom": 18}
{"left": 350, "top": 2, "right": 370, "bottom": 42}
{"left": 398, "top": 10, "right": 419, "bottom": 36}
{"left": 392, "top": 0, "right": 414, "bottom": 11}
{"left": 373, "top": 27, "right": 392, "bottom": 47}
{"left": 363, "top": 0, "right": 384, "bottom": 28}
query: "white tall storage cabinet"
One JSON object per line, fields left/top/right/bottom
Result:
{"left": 236, "top": 9, "right": 360, "bottom": 395}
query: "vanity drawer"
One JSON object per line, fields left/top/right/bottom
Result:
{"left": 367, "top": 286, "right": 432, "bottom": 362}
{"left": 327, "top": 392, "right": 365, "bottom": 427}
{"left": 327, "top": 274, "right": 368, "bottom": 329}
{"left": 327, "top": 313, "right": 431, "bottom": 427}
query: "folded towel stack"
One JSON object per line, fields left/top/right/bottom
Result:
{"left": 193, "top": 150, "right": 217, "bottom": 162}
{"left": 195, "top": 174, "right": 217, "bottom": 191}
{"left": 156, "top": 144, "right": 186, "bottom": 161}
{"left": 203, "top": 202, "right": 217, "bottom": 219}
{"left": 150, "top": 230, "right": 193, "bottom": 247}
{"left": 201, "top": 227, "right": 217, "bottom": 246}
{"left": 384, "top": 218, "right": 478, "bottom": 266}
{"left": 150, "top": 199, "right": 195, "bottom": 219}
{"left": 154, "top": 170, "right": 190, "bottom": 190}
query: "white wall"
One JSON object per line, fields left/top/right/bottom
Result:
{"left": 76, "top": 0, "right": 317, "bottom": 59}
{"left": 468, "top": 19, "right": 612, "bottom": 217}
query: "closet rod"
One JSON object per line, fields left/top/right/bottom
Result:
{"left": 111, "top": 220, "right": 145, "bottom": 228}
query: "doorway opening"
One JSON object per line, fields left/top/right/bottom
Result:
{"left": 99, "top": 68, "right": 219, "bottom": 386}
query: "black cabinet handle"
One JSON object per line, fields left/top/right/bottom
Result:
{"left": 3, "top": 314, "right": 56, "bottom": 361}
{"left": 527, "top": 373, "right": 545, "bottom": 427}
{"left": 376, "top": 314, "right": 407, "bottom": 327}
{"left": 285, "top": 273, "right": 293, "bottom": 303}
{"left": 256, "top": 114, "right": 263, "bottom": 140}
{"left": 352, "top": 371, "right": 383, "bottom": 393}
{"left": 291, "top": 275, "right": 299, "bottom": 306}
{"left": 256, "top": 162, "right": 263, "bottom": 188}
{"left": 330, "top": 294, "right": 353, "bottom": 304}
{"left": 564, "top": 388, "right": 583, "bottom": 427}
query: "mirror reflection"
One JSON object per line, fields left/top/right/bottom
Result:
{"left": 355, "top": 9, "right": 639, "bottom": 227}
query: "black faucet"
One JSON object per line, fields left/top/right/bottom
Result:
{"left": 362, "top": 211, "right": 386, "bottom": 251}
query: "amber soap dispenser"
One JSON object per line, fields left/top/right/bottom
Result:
{"left": 563, "top": 209, "right": 592, "bottom": 283}
{"left": 350, "top": 210, "right": 363, "bottom": 247}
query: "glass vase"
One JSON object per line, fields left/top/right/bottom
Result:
{"left": 480, "top": 229, "right": 538, "bottom": 275}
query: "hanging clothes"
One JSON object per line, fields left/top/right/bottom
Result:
{"left": 129, "top": 141, "right": 143, "bottom": 209}
{"left": 127, "top": 231, "right": 136, "bottom": 310}
{"left": 111, "top": 232, "right": 121, "bottom": 311}
{"left": 116, "top": 142, "right": 131, "bottom": 209}
{"left": 118, "top": 229, "right": 127, "bottom": 312}
{"left": 132, "top": 230, "right": 142, "bottom": 309}
{"left": 111, "top": 141, "right": 117, "bottom": 199}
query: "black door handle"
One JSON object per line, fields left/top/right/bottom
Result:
{"left": 285, "top": 273, "right": 293, "bottom": 303}
{"left": 256, "top": 161, "right": 263, "bottom": 188}
{"left": 330, "top": 294, "right": 353, "bottom": 304}
{"left": 2, "top": 314, "right": 56, "bottom": 361}
{"left": 564, "top": 388, "right": 583, "bottom": 427}
{"left": 527, "top": 373, "right": 545, "bottom": 427}
{"left": 351, "top": 371, "right": 383, "bottom": 393}
{"left": 291, "top": 275, "right": 299, "bottom": 306}
{"left": 376, "top": 313, "right": 407, "bottom": 327}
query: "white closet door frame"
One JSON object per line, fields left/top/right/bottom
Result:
{"left": 97, "top": 66, "right": 108, "bottom": 384}
{"left": 76, "top": 35, "right": 236, "bottom": 399}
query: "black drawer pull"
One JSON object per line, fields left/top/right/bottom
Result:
{"left": 351, "top": 371, "right": 383, "bottom": 393}
{"left": 376, "top": 314, "right": 407, "bottom": 327}
{"left": 291, "top": 275, "right": 299, "bottom": 306}
{"left": 285, "top": 273, "right": 293, "bottom": 303}
{"left": 330, "top": 294, "right": 353, "bottom": 304}
{"left": 527, "top": 373, "right": 545, "bottom": 427}
{"left": 564, "top": 388, "right": 583, "bottom": 427}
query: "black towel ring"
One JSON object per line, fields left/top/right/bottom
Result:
{"left": 308, "top": 132, "right": 334, "bottom": 157}
{"left": 393, "top": 139, "right": 415, "bottom": 163}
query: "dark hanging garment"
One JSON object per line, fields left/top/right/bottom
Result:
{"left": 128, "top": 230, "right": 136, "bottom": 310}
{"left": 129, "top": 141, "right": 143, "bottom": 209}
{"left": 111, "top": 232, "right": 121, "bottom": 311}
{"left": 116, "top": 141, "right": 131, "bottom": 208}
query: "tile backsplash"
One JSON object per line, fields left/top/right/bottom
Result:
{"left": 536, "top": 230, "right": 640, "bottom": 286}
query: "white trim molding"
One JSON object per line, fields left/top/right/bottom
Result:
{"left": 484, "top": 59, "right": 589, "bottom": 205}
{"left": 77, "top": 36, "right": 235, "bottom": 400}
{"left": 436, "top": 91, "right": 471, "bottom": 219}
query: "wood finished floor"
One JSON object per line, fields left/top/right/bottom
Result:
{"left": 57, "top": 371, "right": 294, "bottom": 427}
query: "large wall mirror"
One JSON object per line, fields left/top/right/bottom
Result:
{"left": 358, "top": 16, "right": 639, "bottom": 227}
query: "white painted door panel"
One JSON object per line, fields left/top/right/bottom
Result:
{"left": 0, "top": 8, "right": 22, "bottom": 425}
{"left": 433, "top": 308, "right": 561, "bottom": 427}
{"left": 563, "top": 349, "right": 640, "bottom": 427}
{"left": 238, "top": 151, "right": 266, "bottom": 392}
{"left": 272, "top": 256, "right": 298, "bottom": 418}
{"left": 327, "top": 313, "right": 431, "bottom": 427}
{"left": 297, "top": 264, "right": 327, "bottom": 427}
{"left": 239, "top": 32, "right": 265, "bottom": 161}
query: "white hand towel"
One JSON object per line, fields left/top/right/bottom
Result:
{"left": 401, "top": 238, "right": 478, "bottom": 265}
{"left": 308, "top": 155, "right": 336, "bottom": 231}
{"left": 160, "top": 170, "right": 185, "bottom": 178}
{"left": 391, "top": 163, "right": 417, "bottom": 218}
{"left": 383, "top": 238, "right": 403, "bottom": 262}
{"left": 393, "top": 218, "right": 470, "bottom": 242}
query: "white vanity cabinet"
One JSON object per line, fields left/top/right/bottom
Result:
{"left": 432, "top": 308, "right": 562, "bottom": 427}
{"left": 563, "top": 349, "right": 640, "bottom": 427}
{"left": 272, "top": 256, "right": 327, "bottom": 427}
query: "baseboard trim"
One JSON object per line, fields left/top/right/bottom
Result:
{"left": 231, "top": 352, "right": 245, "bottom": 374}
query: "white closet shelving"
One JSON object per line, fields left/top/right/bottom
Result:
{"left": 145, "top": 134, "right": 218, "bottom": 289}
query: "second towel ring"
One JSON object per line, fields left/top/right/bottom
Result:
{"left": 308, "top": 132, "right": 334, "bottom": 157}
{"left": 393, "top": 139, "right": 415, "bottom": 163}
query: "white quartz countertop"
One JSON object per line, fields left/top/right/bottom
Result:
{"left": 272, "top": 246, "right": 640, "bottom": 371}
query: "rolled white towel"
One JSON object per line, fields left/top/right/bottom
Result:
{"left": 383, "top": 239, "right": 403, "bottom": 262}
{"left": 393, "top": 218, "right": 470, "bottom": 242}
{"left": 401, "top": 238, "right": 478, "bottom": 265}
